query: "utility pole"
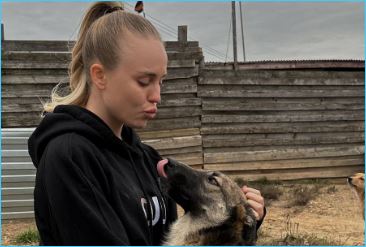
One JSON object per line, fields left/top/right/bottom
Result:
{"left": 239, "top": 2, "right": 246, "bottom": 62}
{"left": 1, "top": 23, "right": 4, "bottom": 41}
{"left": 231, "top": 1, "right": 238, "bottom": 70}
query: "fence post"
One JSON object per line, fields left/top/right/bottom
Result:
{"left": 178, "top": 25, "right": 187, "bottom": 43}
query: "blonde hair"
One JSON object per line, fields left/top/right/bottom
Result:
{"left": 43, "top": 1, "right": 162, "bottom": 113}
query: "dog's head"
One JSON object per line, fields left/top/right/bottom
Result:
{"left": 157, "top": 158, "right": 254, "bottom": 223}
{"left": 347, "top": 173, "right": 365, "bottom": 191}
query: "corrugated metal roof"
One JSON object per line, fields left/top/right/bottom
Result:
{"left": 204, "top": 59, "right": 365, "bottom": 70}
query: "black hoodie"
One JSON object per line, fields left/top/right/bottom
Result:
{"left": 28, "top": 105, "right": 177, "bottom": 245}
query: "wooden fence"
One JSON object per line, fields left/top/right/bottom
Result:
{"left": 200, "top": 64, "right": 364, "bottom": 180}
{"left": 1, "top": 27, "right": 365, "bottom": 219}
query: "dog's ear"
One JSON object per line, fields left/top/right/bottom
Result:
{"left": 232, "top": 203, "right": 257, "bottom": 245}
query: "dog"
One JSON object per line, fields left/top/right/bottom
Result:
{"left": 347, "top": 172, "right": 365, "bottom": 219}
{"left": 157, "top": 158, "right": 257, "bottom": 245}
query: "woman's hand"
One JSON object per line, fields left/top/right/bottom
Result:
{"left": 242, "top": 186, "right": 265, "bottom": 221}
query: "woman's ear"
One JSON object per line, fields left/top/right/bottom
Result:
{"left": 90, "top": 63, "right": 107, "bottom": 90}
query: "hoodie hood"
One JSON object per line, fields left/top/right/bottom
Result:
{"left": 28, "top": 105, "right": 142, "bottom": 168}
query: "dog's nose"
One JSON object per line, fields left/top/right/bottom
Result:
{"left": 347, "top": 177, "right": 352, "bottom": 183}
{"left": 166, "top": 158, "right": 177, "bottom": 169}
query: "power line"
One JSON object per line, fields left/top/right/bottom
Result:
{"left": 225, "top": 14, "right": 232, "bottom": 63}
{"left": 124, "top": 2, "right": 230, "bottom": 61}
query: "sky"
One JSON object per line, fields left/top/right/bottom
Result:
{"left": 2, "top": 1, "right": 364, "bottom": 62}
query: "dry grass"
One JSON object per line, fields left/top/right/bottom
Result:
{"left": 235, "top": 176, "right": 283, "bottom": 206}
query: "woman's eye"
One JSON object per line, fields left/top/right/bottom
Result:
{"left": 138, "top": 79, "right": 150, "bottom": 86}
{"left": 208, "top": 176, "right": 219, "bottom": 186}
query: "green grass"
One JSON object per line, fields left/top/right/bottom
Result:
{"left": 14, "top": 228, "right": 40, "bottom": 245}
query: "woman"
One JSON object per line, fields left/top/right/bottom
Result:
{"left": 28, "top": 1, "right": 265, "bottom": 245}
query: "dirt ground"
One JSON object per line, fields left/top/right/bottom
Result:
{"left": 256, "top": 183, "right": 364, "bottom": 245}
{"left": 2, "top": 184, "right": 364, "bottom": 245}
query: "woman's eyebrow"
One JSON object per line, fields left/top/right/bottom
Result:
{"left": 138, "top": 71, "right": 167, "bottom": 78}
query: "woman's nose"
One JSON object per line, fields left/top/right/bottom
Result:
{"left": 148, "top": 83, "right": 161, "bottom": 104}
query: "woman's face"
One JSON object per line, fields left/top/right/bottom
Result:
{"left": 101, "top": 32, "right": 168, "bottom": 129}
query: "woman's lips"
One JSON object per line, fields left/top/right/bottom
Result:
{"left": 144, "top": 108, "right": 157, "bottom": 119}
{"left": 144, "top": 108, "right": 157, "bottom": 114}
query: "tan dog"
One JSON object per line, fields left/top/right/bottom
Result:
{"left": 157, "top": 158, "right": 257, "bottom": 245}
{"left": 347, "top": 173, "right": 365, "bottom": 219}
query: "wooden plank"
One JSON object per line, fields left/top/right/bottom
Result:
{"left": 202, "top": 69, "right": 364, "bottom": 79}
{"left": 2, "top": 40, "right": 199, "bottom": 52}
{"left": 2, "top": 40, "right": 74, "bottom": 52}
{"left": 2, "top": 98, "right": 45, "bottom": 113}
{"left": 198, "top": 85, "right": 364, "bottom": 98}
{"left": 2, "top": 74, "right": 68, "bottom": 85}
{"left": 161, "top": 80, "right": 197, "bottom": 94}
{"left": 167, "top": 60, "right": 196, "bottom": 68}
{"left": 204, "top": 155, "right": 364, "bottom": 171}
{"left": 144, "top": 117, "right": 201, "bottom": 131}
{"left": 161, "top": 93, "right": 196, "bottom": 100}
{"left": 163, "top": 152, "right": 203, "bottom": 165}
{"left": 201, "top": 121, "right": 365, "bottom": 134}
{"left": 204, "top": 144, "right": 364, "bottom": 163}
{"left": 164, "top": 41, "right": 199, "bottom": 49}
{"left": 2, "top": 80, "right": 197, "bottom": 98}
{"left": 2, "top": 50, "right": 196, "bottom": 68}
{"left": 2, "top": 68, "right": 68, "bottom": 76}
{"left": 202, "top": 110, "right": 364, "bottom": 123}
{"left": 159, "top": 98, "right": 201, "bottom": 107}
{"left": 203, "top": 132, "right": 364, "bottom": 148}
{"left": 226, "top": 165, "right": 364, "bottom": 181}
{"left": 156, "top": 106, "right": 201, "bottom": 119}
{"left": 200, "top": 75, "right": 364, "bottom": 86}
{"left": 2, "top": 84, "right": 56, "bottom": 98}
{"left": 1, "top": 114, "right": 202, "bottom": 129}
{"left": 202, "top": 98, "right": 364, "bottom": 111}
{"left": 167, "top": 50, "right": 203, "bottom": 61}
{"left": 3, "top": 58, "right": 195, "bottom": 70}
{"left": 158, "top": 146, "right": 202, "bottom": 156}
{"left": 137, "top": 128, "right": 200, "bottom": 139}
{"left": 165, "top": 66, "right": 199, "bottom": 80}
{"left": 1, "top": 97, "right": 201, "bottom": 113}
{"left": 142, "top": 135, "right": 202, "bottom": 150}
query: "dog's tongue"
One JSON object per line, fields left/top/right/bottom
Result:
{"left": 157, "top": 159, "right": 168, "bottom": 178}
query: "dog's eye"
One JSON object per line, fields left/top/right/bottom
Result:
{"left": 208, "top": 176, "right": 219, "bottom": 186}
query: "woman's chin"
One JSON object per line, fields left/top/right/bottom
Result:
{"left": 128, "top": 120, "right": 149, "bottom": 129}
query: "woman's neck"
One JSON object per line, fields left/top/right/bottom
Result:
{"left": 85, "top": 99, "right": 123, "bottom": 140}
